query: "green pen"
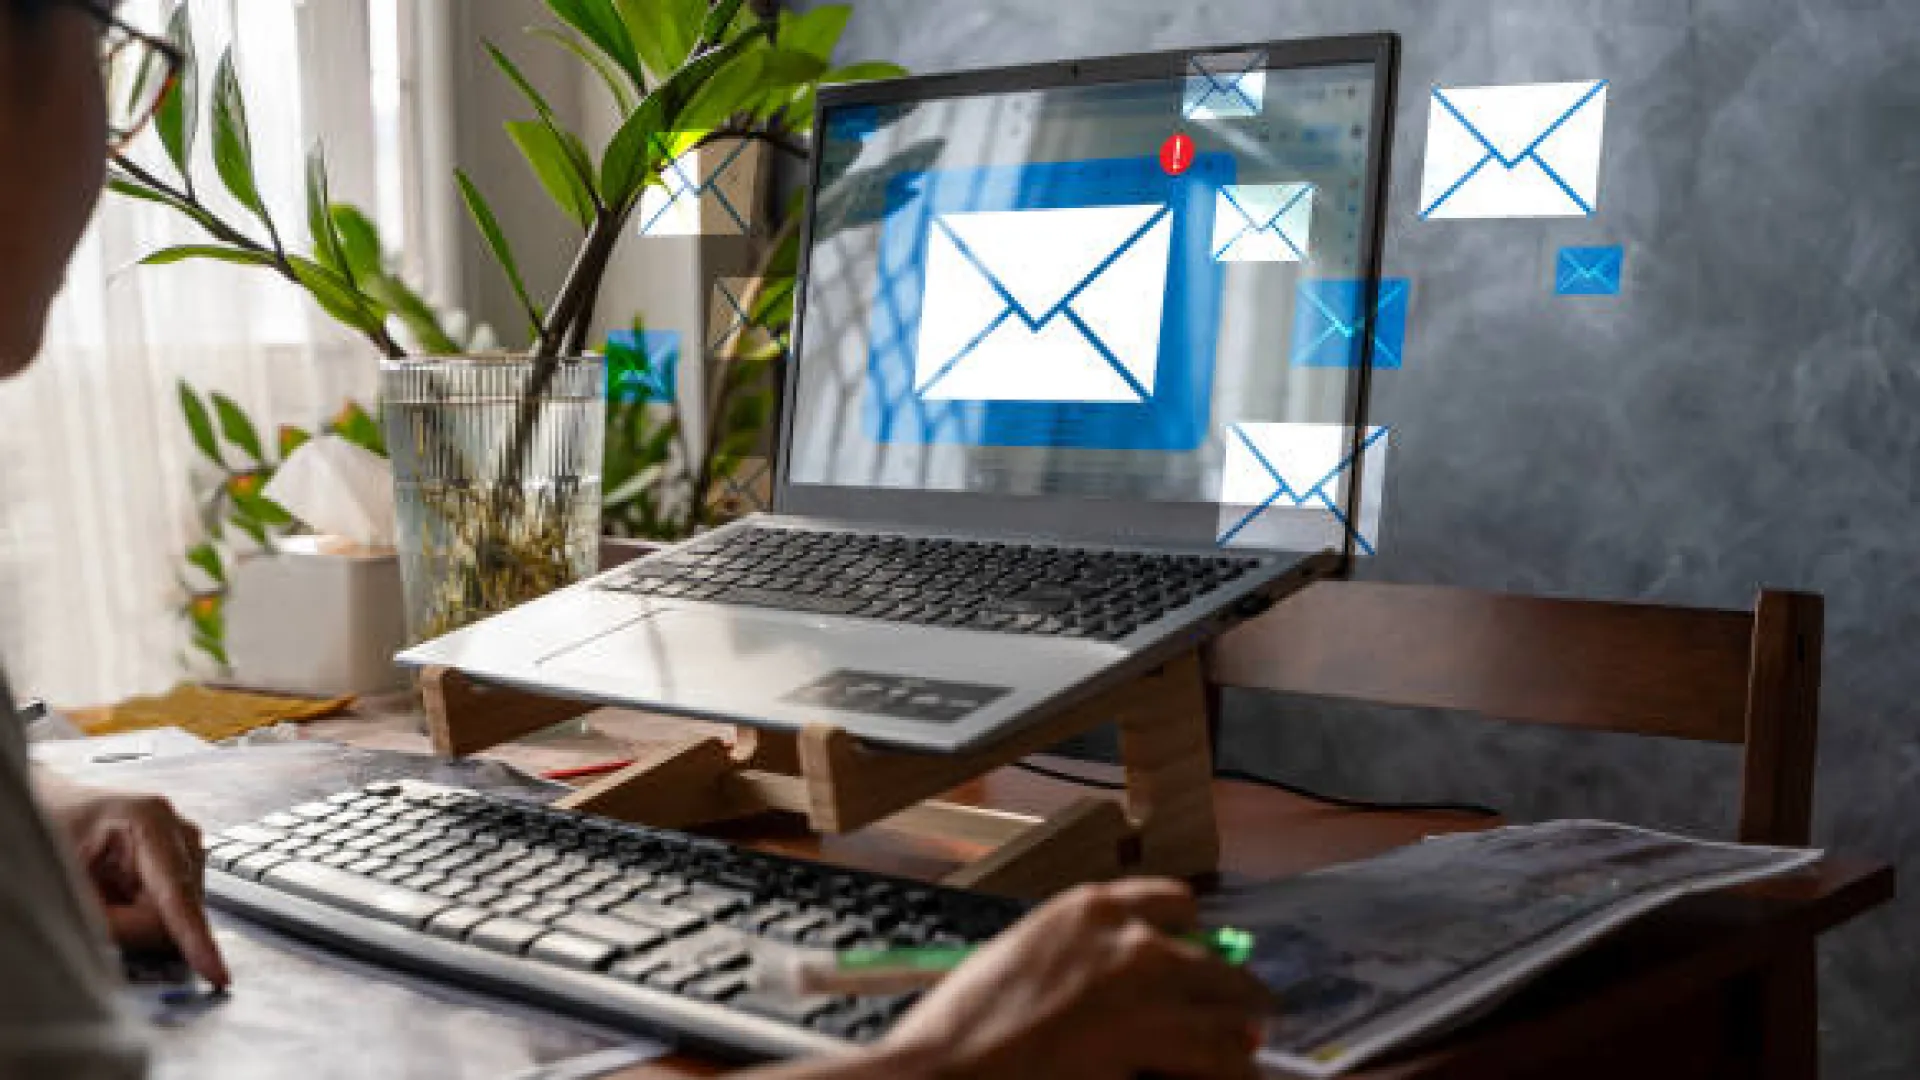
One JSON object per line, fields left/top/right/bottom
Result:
{"left": 763, "top": 927, "right": 1256, "bottom": 997}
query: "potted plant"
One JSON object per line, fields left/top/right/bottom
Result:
{"left": 111, "top": 0, "right": 904, "bottom": 642}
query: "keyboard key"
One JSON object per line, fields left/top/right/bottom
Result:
{"left": 611, "top": 900, "right": 707, "bottom": 937}
{"left": 643, "top": 964, "right": 704, "bottom": 992}
{"left": 576, "top": 886, "right": 637, "bottom": 912}
{"left": 220, "top": 824, "right": 286, "bottom": 847}
{"left": 609, "top": 955, "right": 669, "bottom": 984}
{"left": 552, "top": 911, "right": 667, "bottom": 953}
{"left": 208, "top": 843, "right": 256, "bottom": 871}
{"left": 425, "top": 905, "right": 492, "bottom": 941}
{"left": 697, "top": 944, "right": 752, "bottom": 972}
{"left": 734, "top": 992, "right": 842, "bottom": 1028}
{"left": 468, "top": 917, "right": 546, "bottom": 955}
{"left": 262, "top": 861, "right": 451, "bottom": 929}
{"left": 520, "top": 902, "right": 570, "bottom": 925}
{"left": 528, "top": 931, "right": 619, "bottom": 972}
{"left": 400, "top": 870, "right": 445, "bottom": 892}
{"left": 489, "top": 893, "right": 539, "bottom": 917}
{"left": 232, "top": 851, "right": 291, "bottom": 879}
{"left": 687, "top": 973, "right": 748, "bottom": 1002}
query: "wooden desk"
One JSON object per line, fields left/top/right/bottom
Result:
{"left": 302, "top": 708, "right": 1889, "bottom": 1079}
{"left": 632, "top": 763, "right": 1892, "bottom": 1080}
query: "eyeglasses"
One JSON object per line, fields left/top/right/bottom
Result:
{"left": 73, "top": 1, "right": 185, "bottom": 153}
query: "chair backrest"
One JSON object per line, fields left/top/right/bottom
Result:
{"left": 1204, "top": 582, "right": 1823, "bottom": 846}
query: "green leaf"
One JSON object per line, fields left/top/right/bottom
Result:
{"left": 210, "top": 50, "right": 265, "bottom": 216}
{"left": 186, "top": 541, "right": 226, "bottom": 586}
{"left": 507, "top": 120, "right": 597, "bottom": 229}
{"left": 747, "top": 276, "right": 795, "bottom": 329}
{"left": 547, "top": 0, "right": 647, "bottom": 91}
{"left": 306, "top": 147, "right": 358, "bottom": 285}
{"left": 454, "top": 169, "right": 542, "bottom": 340}
{"left": 227, "top": 511, "right": 269, "bottom": 549}
{"left": 190, "top": 631, "right": 230, "bottom": 668}
{"left": 234, "top": 488, "right": 294, "bottom": 526}
{"left": 599, "top": 24, "right": 770, "bottom": 207}
{"left": 153, "top": 3, "right": 199, "bottom": 180}
{"left": 177, "top": 381, "right": 224, "bottom": 466}
{"left": 783, "top": 62, "right": 907, "bottom": 134}
{"left": 530, "top": 26, "right": 636, "bottom": 114}
{"left": 277, "top": 425, "right": 311, "bottom": 459}
{"left": 285, "top": 255, "right": 385, "bottom": 336}
{"left": 108, "top": 175, "right": 232, "bottom": 242}
{"left": 362, "top": 274, "right": 462, "bottom": 355}
{"left": 210, "top": 392, "right": 266, "bottom": 462}
{"left": 486, "top": 41, "right": 599, "bottom": 202}
{"left": 138, "top": 244, "right": 277, "bottom": 269}
{"left": 776, "top": 5, "right": 850, "bottom": 63}
{"left": 599, "top": 98, "right": 668, "bottom": 209}
{"left": 329, "top": 204, "right": 385, "bottom": 282}
{"left": 613, "top": 0, "right": 703, "bottom": 79}
{"left": 328, "top": 401, "right": 387, "bottom": 457}
{"left": 700, "top": 0, "right": 749, "bottom": 46}
{"left": 674, "top": 47, "right": 775, "bottom": 135}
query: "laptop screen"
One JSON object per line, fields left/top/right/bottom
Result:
{"left": 783, "top": 41, "right": 1392, "bottom": 555}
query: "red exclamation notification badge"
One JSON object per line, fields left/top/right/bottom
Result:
{"left": 1160, "top": 132, "right": 1195, "bottom": 176}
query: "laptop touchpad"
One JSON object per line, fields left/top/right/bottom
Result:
{"left": 537, "top": 605, "right": 856, "bottom": 703}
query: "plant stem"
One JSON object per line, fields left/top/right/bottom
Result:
{"left": 113, "top": 154, "right": 408, "bottom": 360}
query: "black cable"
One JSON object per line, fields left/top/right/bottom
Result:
{"left": 1012, "top": 759, "right": 1501, "bottom": 818}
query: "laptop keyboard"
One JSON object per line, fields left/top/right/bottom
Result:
{"left": 207, "top": 781, "right": 1028, "bottom": 1057}
{"left": 600, "top": 526, "right": 1263, "bottom": 641}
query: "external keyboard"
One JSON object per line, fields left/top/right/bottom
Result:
{"left": 600, "top": 526, "right": 1262, "bottom": 641}
{"left": 204, "top": 780, "right": 1027, "bottom": 1059}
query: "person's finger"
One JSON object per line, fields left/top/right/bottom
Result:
{"left": 102, "top": 902, "right": 171, "bottom": 951}
{"left": 1077, "top": 877, "right": 1198, "bottom": 933}
{"left": 129, "top": 817, "right": 230, "bottom": 987}
{"left": 1113, "top": 925, "right": 1274, "bottom": 1011}
{"left": 1125, "top": 1009, "right": 1265, "bottom": 1080}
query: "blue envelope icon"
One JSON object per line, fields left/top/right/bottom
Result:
{"left": 1216, "top": 423, "right": 1390, "bottom": 555}
{"left": 1555, "top": 245, "right": 1623, "bottom": 295}
{"left": 637, "top": 137, "right": 759, "bottom": 236}
{"left": 866, "top": 153, "right": 1232, "bottom": 450}
{"left": 1212, "top": 183, "right": 1313, "bottom": 262}
{"left": 605, "top": 329, "right": 679, "bottom": 404}
{"left": 1290, "top": 278, "right": 1410, "bottom": 369}
{"left": 1184, "top": 51, "right": 1266, "bottom": 120}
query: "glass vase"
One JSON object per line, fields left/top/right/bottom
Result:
{"left": 381, "top": 355, "right": 605, "bottom": 643}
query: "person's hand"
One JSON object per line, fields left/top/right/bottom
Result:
{"left": 875, "top": 877, "right": 1271, "bottom": 1080}
{"left": 34, "top": 777, "right": 230, "bottom": 987}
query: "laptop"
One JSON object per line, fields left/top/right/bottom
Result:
{"left": 399, "top": 34, "right": 1401, "bottom": 754}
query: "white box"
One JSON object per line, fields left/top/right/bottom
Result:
{"left": 224, "top": 536, "right": 407, "bottom": 696}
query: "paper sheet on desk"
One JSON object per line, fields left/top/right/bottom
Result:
{"left": 62, "top": 743, "right": 672, "bottom": 1080}
{"left": 1202, "top": 820, "right": 1820, "bottom": 1078}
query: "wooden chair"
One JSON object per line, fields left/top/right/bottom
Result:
{"left": 1205, "top": 581, "right": 1824, "bottom": 846}
{"left": 1205, "top": 581, "right": 1826, "bottom": 1079}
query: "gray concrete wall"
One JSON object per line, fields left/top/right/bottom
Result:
{"left": 801, "top": 1, "right": 1920, "bottom": 1075}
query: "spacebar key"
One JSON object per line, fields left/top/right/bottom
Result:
{"left": 262, "top": 860, "right": 452, "bottom": 929}
{"left": 710, "top": 587, "right": 860, "bottom": 615}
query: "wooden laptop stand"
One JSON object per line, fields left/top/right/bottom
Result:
{"left": 421, "top": 555, "right": 1333, "bottom": 899}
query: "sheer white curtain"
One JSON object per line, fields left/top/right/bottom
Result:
{"left": 0, "top": 0, "right": 454, "bottom": 707}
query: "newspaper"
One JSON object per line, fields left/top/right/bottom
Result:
{"left": 1199, "top": 820, "right": 1821, "bottom": 1077}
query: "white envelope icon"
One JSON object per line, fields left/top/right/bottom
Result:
{"left": 914, "top": 204, "right": 1172, "bottom": 403}
{"left": 1418, "top": 80, "right": 1609, "bottom": 220}
{"left": 1184, "top": 52, "right": 1266, "bottom": 120}
{"left": 1217, "top": 423, "right": 1389, "bottom": 555}
{"left": 1213, "top": 183, "right": 1314, "bottom": 262}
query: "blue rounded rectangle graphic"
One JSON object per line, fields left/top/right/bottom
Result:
{"left": 1555, "top": 245, "right": 1623, "bottom": 296}
{"left": 863, "top": 153, "right": 1234, "bottom": 450}
{"left": 606, "top": 329, "right": 680, "bottom": 404}
{"left": 1290, "top": 277, "right": 1409, "bottom": 369}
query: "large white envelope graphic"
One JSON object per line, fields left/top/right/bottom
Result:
{"left": 1217, "top": 422, "right": 1389, "bottom": 555}
{"left": 1418, "top": 80, "right": 1608, "bottom": 220}
{"left": 1213, "top": 183, "right": 1314, "bottom": 262}
{"left": 914, "top": 204, "right": 1171, "bottom": 403}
